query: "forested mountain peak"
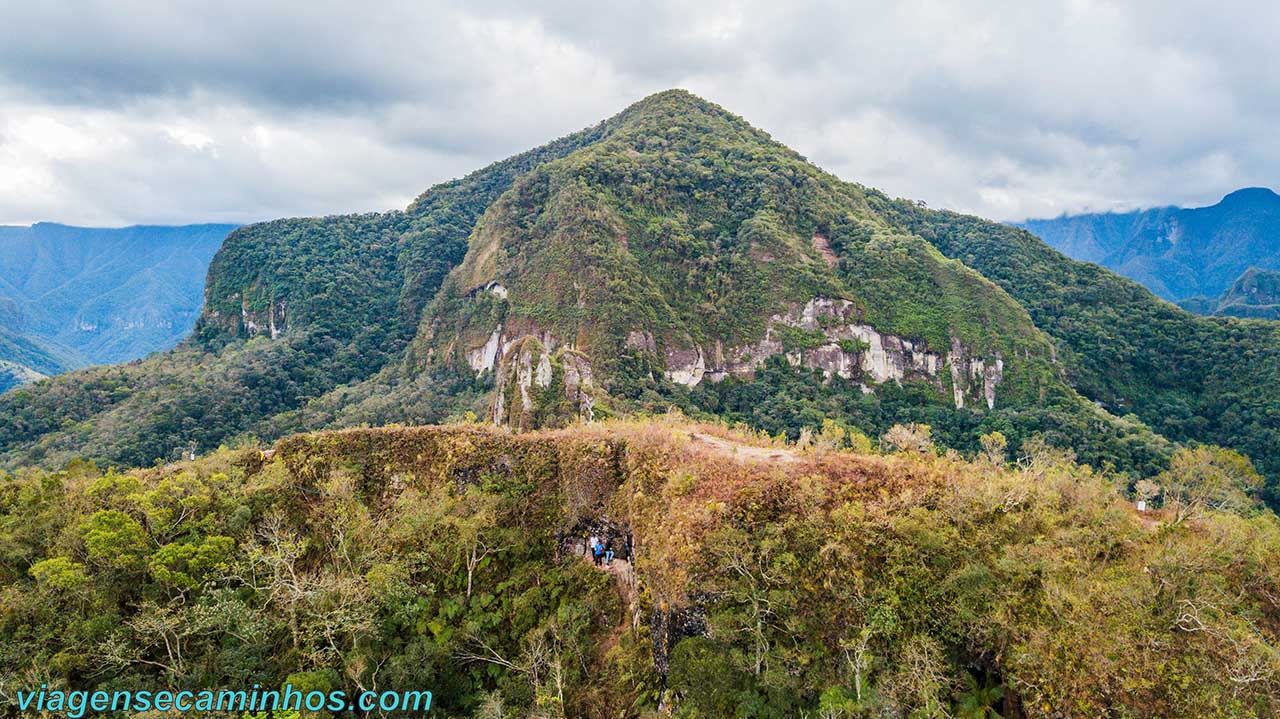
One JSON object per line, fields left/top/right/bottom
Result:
{"left": 1, "top": 92, "right": 1276, "bottom": 513}
{"left": 412, "top": 89, "right": 1069, "bottom": 428}
{"left": 1182, "top": 266, "right": 1280, "bottom": 319}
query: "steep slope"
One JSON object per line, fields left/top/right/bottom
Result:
{"left": 0, "top": 89, "right": 1252, "bottom": 489}
{"left": 1017, "top": 187, "right": 1280, "bottom": 302}
{"left": 0, "top": 324, "right": 80, "bottom": 391}
{"left": 400, "top": 91, "right": 1164, "bottom": 474}
{"left": 0, "top": 293, "right": 84, "bottom": 392}
{"left": 0, "top": 117, "right": 616, "bottom": 468}
{"left": 876, "top": 196, "right": 1280, "bottom": 493}
{"left": 0, "top": 223, "right": 236, "bottom": 370}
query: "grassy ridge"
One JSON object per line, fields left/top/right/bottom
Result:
{"left": 2, "top": 419, "right": 1277, "bottom": 717}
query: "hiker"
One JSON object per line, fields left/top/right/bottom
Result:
{"left": 604, "top": 538, "right": 615, "bottom": 566}
{"left": 590, "top": 535, "right": 603, "bottom": 566}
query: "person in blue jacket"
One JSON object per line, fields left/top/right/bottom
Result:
{"left": 590, "top": 536, "right": 603, "bottom": 566}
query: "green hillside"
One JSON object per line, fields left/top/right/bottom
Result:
{"left": 0, "top": 294, "right": 86, "bottom": 392}
{"left": 4, "top": 88, "right": 1280, "bottom": 719}
{"left": 0, "top": 119, "right": 616, "bottom": 468}
{"left": 1, "top": 89, "right": 1275, "bottom": 501}
{"left": 1179, "top": 267, "right": 1280, "bottom": 319}
{"left": 875, "top": 198, "right": 1280, "bottom": 498}
{"left": 403, "top": 90, "right": 1165, "bottom": 476}
{"left": 0, "top": 324, "right": 79, "bottom": 394}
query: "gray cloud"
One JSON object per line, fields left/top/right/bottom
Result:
{"left": 0, "top": 0, "right": 1276, "bottom": 226}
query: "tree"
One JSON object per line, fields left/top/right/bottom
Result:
{"left": 979, "top": 431, "right": 1007, "bottom": 466}
{"left": 882, "top": 423, "right": 934, "bottom": 455}
{"left": 1160, "top": 446, "right": 1263, "bottom": 522}
{"left": 28, "top": 556, "right": 89, "bottom": 593}
{"left": 955, "top": 672, "right": 1003, "bottom": 719}
{"left": 80, "top": 510, "right": 151, "bottom": 572}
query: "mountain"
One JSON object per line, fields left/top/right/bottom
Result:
{"left": 0, "top": 122, "right": 614, "bottom": 466}
{"left": 0, "top": 222, "right": 236, "bottom": 383}
{"left": 880, "top": 197, "right": 1280, "bottom": 494}
{"left": 1178, "top": 266, "right": 1280, "bottom": 319}
{"left": 1017, "top": 187, "right": 1280, "bottom": 303}
{"left": 0, "top": 90, "right": 1276, "bottom": 502}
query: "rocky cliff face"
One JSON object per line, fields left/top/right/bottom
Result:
{"left": 457, "top": 282, "right": 598, "bottom": 430}
{"left": 488, "top": 336, "right": 596, "bottom": 431}
{"left": 199, "top": 288, "right": 289, "bottom": 340}
{"left": 461, "top": 292, "right": 1006, "bottom": 427}
{"left": 948, "top": 337, "right": 1004, "bottom": 410}
{"left": 660, "top": 297, "right": 1004, "bottom": 409}
{"left": 661, "top": 297, "right": 936, "bottom": 385}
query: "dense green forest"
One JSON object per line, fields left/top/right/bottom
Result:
{"left": 1181, "top": 267, "right": 1280, "bottom": 319}
{"left": 0, "top": 118, "right": 612, "bottom": 469}
{"left": 2, "top": 418, "right": 1277, "bottom": 717}
{"left": 872, "top": 198, "right": 1280, "bottom": 502}
{"left": 2, "top": 88, "right": 1280, "bottom": 718}
{"left": 380, "top": 89, "right": 1171, "bottom": 486}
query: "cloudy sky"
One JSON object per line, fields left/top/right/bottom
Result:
{"left": 1, "top": 0, "right": 1276, "bottom": 226}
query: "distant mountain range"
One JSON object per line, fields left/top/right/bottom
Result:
{"left": 0, "top": 222, "right": 236, "bottom": 391}
{"left": 1017, "top": 187, "right": 1280, "bottom": 317}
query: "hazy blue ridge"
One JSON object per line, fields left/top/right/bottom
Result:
{"left": 1015, "top": 187, "right": 1280, "bottom": 306}
{"left": 0, "top": 222, "right": 236, "bottom": 382}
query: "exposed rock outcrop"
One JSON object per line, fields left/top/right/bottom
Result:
{"left": 811, "top": 232, "right": 838, "bottom": 267}
{"left": 492, "top": 336, "right": 596, "bottom": 430}
{"left": 626, "top": 330, "right": 658, "bottom": 354}
{"left": 664, "top": 297, "right": 942, "bottom": 384}
{"left": 238, "top": 296, "right": 287, "bottom": 339}
{"left": 651, "top": 601, "right": 709, "bottom": 679}
{"left": 948, "top": 337, "right": 1005, "bottom": 410}
{"left": 664, "top": 346, "right": 706, "bottom": 386}
{"left": 661, "top": 297, "right": 1005, "bottom": 409}
{"left": 466, "top": 326, "right": 504, "bottom": 374}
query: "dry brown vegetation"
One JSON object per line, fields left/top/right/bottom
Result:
{"left": 4, "top": 415, "right": 1279, "bottom": 717}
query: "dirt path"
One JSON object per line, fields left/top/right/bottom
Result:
{"left": 687, "top": 431, "right": 799, "bottom": 463}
